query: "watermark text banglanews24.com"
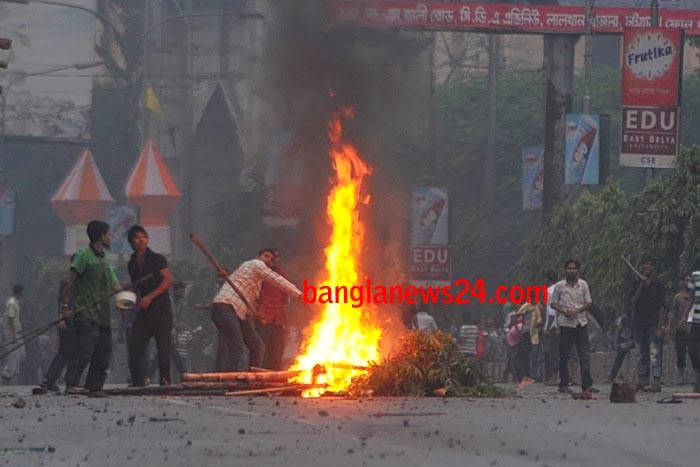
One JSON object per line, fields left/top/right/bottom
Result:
{"left": 302, "top": 279, "right": 548, "bottom": 309}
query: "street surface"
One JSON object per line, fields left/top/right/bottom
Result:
{"left": 0, "top": 383, "right": 698, "bottom": 467}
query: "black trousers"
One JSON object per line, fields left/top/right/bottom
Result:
{"left": 544, "top": 330, "right": 560, "bottom": 381}
{"left": 258, "top": 323, "right": 288, "bottom": 371}
{"left": 129, "top": 309, "right": 172, "bottom": 386}
{"left": 65, "top": 320, "right": 112, "bottom": 391}
{"left": 675, "top": 329, "right": 689, "bottom": 370}
{"left": 516, "top": 332, "right": 531, "bottom": 381}
{"left": 45, "top": 321, "right": 77, "bottom": 386}
{"left": 148, "top": 336, "right": 187, "bottom": 379}
{"left": 210, "top": 304, "right": 265, "bottom": 371}
{"left": 688, "top": 324, "right": 700, "bottom": 372}
{"left": 559, "top": 325, "right": 593, "bottom": 390}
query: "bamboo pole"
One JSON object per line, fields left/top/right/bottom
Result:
{"left": 104, "top": 386, "right": 229, "bottom": 396}
{"left": 225, "top": 383, "right": 328, "bottom": 397}
{"left": 182, "top": 370, "right": 300, "bottom": 383}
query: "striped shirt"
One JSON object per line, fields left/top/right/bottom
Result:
{"left": 213, "top": 259, "right": 302, "bottom": 320}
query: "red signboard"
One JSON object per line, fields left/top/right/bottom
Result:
{"left": 620, "top": 107, "right": 679, "bottom": 168}
{"left": 328, "top": 1, "right": 700, "bottom": 36}
{"left": 409, "top": 245, "right": 452, "bottom": 284}
{"left": 622, "top": 28, "right": 682, "bottom": 107}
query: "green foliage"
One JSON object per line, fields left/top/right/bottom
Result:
{"left": 519, "top": 147, "right": 700, "bottom": 316}
{"left": 349, "top": 330, "right": 509, "bottom": 397}
{"left": 22, "top": 256, "right": 68, "bottom": 330}
{"left": 208, "top": 169, "right": 298, "bottom": 268}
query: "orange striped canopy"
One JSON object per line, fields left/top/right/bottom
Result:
{"left": 51, "top": 150, "right": 114, "bottom": 224}
{"left": 126, "top": 140, "right": 181, "bottom": 224}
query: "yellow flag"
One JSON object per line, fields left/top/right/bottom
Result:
{"left": 145, "top": 86, "right": 163, "bottom": 115}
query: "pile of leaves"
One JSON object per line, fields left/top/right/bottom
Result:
{"left": 349, "top": 331, "right": 509, "bottom": 398}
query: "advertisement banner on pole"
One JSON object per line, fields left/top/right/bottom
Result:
{"left": 409, "top": 187, "right": 450, "bottom": 286}
{"left": 522, "top": 147, "right": 544, "bottom": 211}
{"left": 264, "top": 131, "right": 305, "bottom": 227}
{"left": 0, "top": 189, "right": 15, "bottom": 235}
{"left": 409, "top": 245, "right": 452, "bottom": 285}
{"left": 565, "top": 114, "right": 600, "bottom": 185}
{"left": 410, "top": 187, "right": 448, "bottom": 246}
{"left": 106, "top": 204, "right": 139, "bottom": 256}
{"left": 620, "top": 107, "right": 679, "bottom": 168}
{"left": 622, "top": 28, "right": 682, "bottom": 108}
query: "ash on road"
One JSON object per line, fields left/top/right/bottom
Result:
{"left": 0, "top": 384, "right": 698, "bottom": 467}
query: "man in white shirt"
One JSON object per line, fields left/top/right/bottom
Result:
{"left": 550, "top": 260, "right": 593, "bottom": 393}
{"left": 210, "top": 248, "right": 302, "bottom": 371}
{"left": 1, "top": 285, "right": 25, "bottom": 385}
{"left": 414, "top": 310, "right": 438, "bottom": 333}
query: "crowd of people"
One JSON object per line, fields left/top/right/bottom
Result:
{"left": 0, "top": 220, "right": 304, "bottom": 397}
{"left": 1, "top": 221, "right": 699, "bottom": 397}
{"left": 471, "top": 259, "right": 700, "bottom": 394}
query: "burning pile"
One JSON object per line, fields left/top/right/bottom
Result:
{"left": 350, "top": 331, "right": 507, "bottom": 398}
{"left": 131, "top": 108, "right": 504, "bottom": 400}
{"left": 290, "top": 108, "right": 382, "bottom": 397}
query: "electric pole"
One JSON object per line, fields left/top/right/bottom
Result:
{"left": 582, "top": 0, "right": 593, "bottom": 115}
{"left": 484, "top": 33, "right": 500, "bottom": 208}
{"left": 646, "top": 0, "right": 659, "bottom": 186}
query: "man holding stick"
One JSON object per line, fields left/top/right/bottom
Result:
{"left": 210, "top": 248, "right": 303, "bottom": 371}
{"left": 630, "top": 257, "right": 668, "bottom": 392}
{"left": 63, "top": 220, "right": 121, "bottom": 397}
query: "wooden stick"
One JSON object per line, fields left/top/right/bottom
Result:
{"left": 226, "top": 383, "right": 327, "bottom": 397}
{"left": 182, "top": 370, "right": 300, "bottom": 383}
{"left": 104, "top": 386, "right": 228, "bottom": 396}
{"left": 189, "top": 234, "right": 257, "bottom": 317}
{"left": 672, "top": 392, "right": 700, "bottom": 400}
{"left": 325, "top": 363, "right": 369, "bottom": 371}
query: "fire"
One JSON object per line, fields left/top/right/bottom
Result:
{"left": 290, "top": 108, "right": 382, "bottom": 397}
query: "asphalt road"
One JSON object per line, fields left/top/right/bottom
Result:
{"left": 0, "top": 383, "right": 698, "bottom": 467}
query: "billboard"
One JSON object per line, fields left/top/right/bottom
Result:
{"left": 409, "top": 246, "right": 452, "bottom": 284}
{"left": 410, "top": 187, "right": 448, "bottom": 246}
{"left": 565, "top": 114, "right": 600, "bottom": 185}
{"left": 329, "top": 1, "right": 700, "bottom": 35}
{"left": 0, "top": 1, "right": 98, "bottom": 139}
{"left": 620, "top": 27, "right": 682, "bottom": 168}
{"left": 620, "top": 107, "right": 679, "bottom": 168}
{"left": 522, "top": 147, "right": 544, "bottom": 211}
{"left": 622, "top": 28, "right": 682, "bottom": 108}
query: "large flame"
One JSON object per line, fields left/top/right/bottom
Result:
{"left": 290, "top": 108, "right": 382, "bottom": 397}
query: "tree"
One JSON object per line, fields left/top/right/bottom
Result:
{"left": 518, "top": 147, "right": 700, "bottom": 324}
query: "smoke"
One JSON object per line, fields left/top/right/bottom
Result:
{"left": 264, "top": 1, "right": 434, "bottom": 345}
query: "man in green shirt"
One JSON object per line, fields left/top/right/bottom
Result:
{"left": 62, "top": 220, "right": 120, "bottom": 397}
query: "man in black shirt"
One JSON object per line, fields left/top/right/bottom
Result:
{"left": 631, "top": 257, "right": 668, "bottom": 392}
{"left": 127, "top": 225, "right": 173, "bottom": 386}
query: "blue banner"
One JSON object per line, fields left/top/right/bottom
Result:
{"left": 522, "top": 148, "right": 543, "bottom": 211}
{"left": 106, "top": 205, "right": 139, "bottom": 256}
{"left": 410, "top": 187, "right": 448, "bottom": 246}
{"left": 565, "top": 113, "right": 600, "bottom": 185}
{"left": 0, "top": 189, "right": 15, "bottom": 235}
